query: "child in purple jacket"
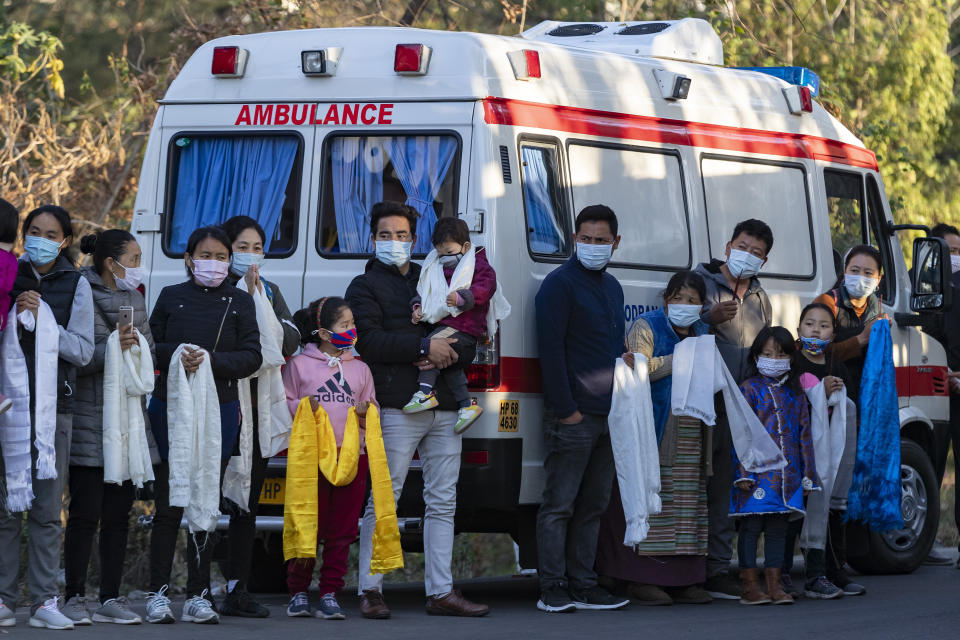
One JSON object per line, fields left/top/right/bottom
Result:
{"left": 0, "top": 198, "right": 19, "bottom": 415}
{"left": 406, "top": 217, "right": 497, "bottom": 434}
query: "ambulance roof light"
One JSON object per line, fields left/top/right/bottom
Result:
{"left": 783, "top": 85, "right": 814, "bottom": 115}
{"left": 394, "top": 44, "right": 432, "bottom": 75}
{"left": 301, "top": 47, "right": 342, "bottom": 77}
{"left": 737, "top": 66, "right": 820, "bottom": 97}
{"left": 211, "top": 46, "right": 248, "bottom": 78}
{"left": 507, "top": 49, "right": 542, "bottom": 81}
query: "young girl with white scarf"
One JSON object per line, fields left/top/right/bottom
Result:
{"left": 61, "top": 230, "right": 157, "bottom": 626}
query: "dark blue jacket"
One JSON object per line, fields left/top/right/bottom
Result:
{"left": 535, "top": 256, "right": 625, "bottom": 418}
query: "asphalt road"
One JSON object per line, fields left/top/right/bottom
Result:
{"left": 5, "top": 556, "right": 959, "bottom": 640}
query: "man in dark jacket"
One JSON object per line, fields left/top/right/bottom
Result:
{"left": 346, "top": 202, "right": 489, "bottom": 619}
{"left": 926, "top": 222, "right": 960, "bottom": 566}
{"left": 694, "top": 218, "right": 773, "bottom": 600}
{"left": 534, "top": 205, "right": 629, "bottom": 614}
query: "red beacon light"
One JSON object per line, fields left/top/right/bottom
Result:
{"left": 394, "top": 43, "right": 432, "bottom": 75}
{"left": 211, "top": 46, "right": 249, "bottom": 78}
{"left": 783, "top": 85, "right": 814, "bottom": 115}
{"left": 507, "top": 49, "right": 542, "bottom": 81}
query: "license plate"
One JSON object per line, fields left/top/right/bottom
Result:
{"left": 259, "top": 478, "right": 285, "bottom": 505}
{"left": 497, "top": 399, "right": 519, "bottom": 432}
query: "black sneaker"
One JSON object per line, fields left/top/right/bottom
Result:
{"left": 221, "top": 587, "right": 270, "bottom": 618}
{"left": 704, "top": 573, "right": 741, "bottom": 600}
{"left": 536, "top": 586, "right": 576, "bottom": 613}
{"left": 570, "top": 586, "right": 629, "bottom": 611}
{"left": 840, "top": 581, "right": 866, "bottom": 596}
{"left": 804, "top": 576, "right": 843, "bottom": 600}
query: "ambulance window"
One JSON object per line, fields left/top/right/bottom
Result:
{"left": 318, "top": 134, "right": 460, "bottom": 256}
{"left": 567, "top": 143, "right": 690, "bottom": 269}
{"left": 824, "top": 169, "right": 868, "bottom": 252}
{"left": 165, "top": 134, "right": 301, "bottom": 257}
{"left": 701, "top": 157, "right": 814, "bottom": 279}
{"left": 865, "top": 174, "right": 896, "bottom": 303}
{"left": 520, "top": 142, "right": 569, "bottom": 257}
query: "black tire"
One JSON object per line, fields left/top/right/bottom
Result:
{"left": 248, "top": 532, "right": 288, "bottom": 593}
{"left": 848, "top": 439, "right": 939, "bottom": 575}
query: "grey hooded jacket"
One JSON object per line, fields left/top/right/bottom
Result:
{"left": 70, "top": 266, "right": 159, "bottom": 467}
{"left": 695, "top": 259, "right": 772, "bottom": 383}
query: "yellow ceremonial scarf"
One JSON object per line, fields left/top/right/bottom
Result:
{"left": 282, "top": 398, "right": 403, "bottom": 574}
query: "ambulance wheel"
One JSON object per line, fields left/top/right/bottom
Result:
{"left": 848, "top": 439, "right": 939, "bottom": 575}
{"left": 248, "top": 532, "right": 288, "bottom": 593}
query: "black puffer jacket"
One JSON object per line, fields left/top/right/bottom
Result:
{"left": 346, "top": 259, "right": 458, "bottom": 411}
{"left": 71, "top": 267, "right": 158, "bottom": 467}
{"left": 149, "top": 279, "right": 262, "bottom": 404}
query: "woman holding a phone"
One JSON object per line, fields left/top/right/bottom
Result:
{"left": 63, "top": 229, "right": 157, "bottom": 625}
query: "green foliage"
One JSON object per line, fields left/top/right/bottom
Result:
{"left": 0, "top": 21, "right": 64, "bottom": 98}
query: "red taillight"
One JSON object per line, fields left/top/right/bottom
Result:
{"left": 394, "top": 43, "right": 431, "bottom": 75}
{"left": 799, "top": 86, "right": 813, "bottom": 112}
{"left": 212, "top": 46, "right": 248, "bottom": 77}
{"left": 462, "top": 451, "right": 489, "bottom": 465}
{"left": 524, "top": 50, "right": 541, "bottom": 78}
{"left": 467, "top": 329, "right": 501, "bottom": 390}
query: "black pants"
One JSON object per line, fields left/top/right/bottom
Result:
{"left": 149, "top": 459, "right": 228, "bottom": 597}
{"left": 64, "top": 466, "right": 135, "bottom": 602}
{"left": 737, "top": 514, "right": 789, "bottom": 569}
{"left": 935, "top": 394, "right": 960, "bottom": 551}
{"left": 536, "top": 410, "right": 615, "bottom": 592}
{"left": 225, "top": 424, "right": 269, "bottom": 587}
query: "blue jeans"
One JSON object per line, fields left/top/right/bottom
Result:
{"left": 737, "top": 514, "right": 790, "bottom": 569}
{"left": 147, "top": 397, "right": 241, "bottom": 461}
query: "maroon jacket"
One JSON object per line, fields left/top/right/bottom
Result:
{"left": 0, "top": 249, "right": 16, "bottom": 331}
{"left": 439, "top": 247, "right": 497, "bottom": 338}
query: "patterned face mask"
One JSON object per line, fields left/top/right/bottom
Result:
{"left": 800, "top": 335, "right": 831, "bottom": 356}
{"left": 327, "top": 327, "right": 357, "bottom": 350}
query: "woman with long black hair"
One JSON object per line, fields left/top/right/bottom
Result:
{"left": 144, "top": 225, "right": 261, "bottom": 625}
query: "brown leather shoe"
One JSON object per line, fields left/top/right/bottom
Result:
{"left": 739, "top": 568, "right": 771, "bottom": 605}
{"left": 425, "top": 590, "right": 490, "bottom": 617}
{"left": 360, "top": 589, "right": 391, "bottom": 619}
{"left": 764, "top": 568, "right": 794, "bottom": 605}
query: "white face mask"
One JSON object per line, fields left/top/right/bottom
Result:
{"left": 757, "top": 356, "right": 792, "bottom": 379}
{"left": 951, "top": 255, "right": 960, "bottom": 274}
{"left": 726, "top": 249, "right": 765, "bottom": 279}
{"left": 230, "top": 251, "right": 266, "bottom": 277}
{"left": 576, "top": 242, "right": 613, "bottom": 270}
{"left": 667, "top": 304, "right": 702, "bottom": 328}
{"left": 844, "top": 274, "right": 879, "bottom": 299}
{"left": 113, "top": 260, "right": 144, "bottom": 291}
{"left": 375, "top": 240, "right": 412, "bottom": 267}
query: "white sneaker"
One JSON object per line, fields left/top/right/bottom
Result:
{"left": 145, "top": 585, "right": 175, "bottom": 624}
{"left": 28, "top": 597, "right": 75, "bottom": 630}
{"left": 0, "top": 597, "right": 14, "bottom": 627}
{"left": 62, "top": 595, "right": 92, "bottom": 625}
{"left": 182, "top": 590, "right": 219, "bottom": 624}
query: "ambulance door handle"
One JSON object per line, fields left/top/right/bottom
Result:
{"left": 463, "top": 209, "right": 484, "bottom": 233}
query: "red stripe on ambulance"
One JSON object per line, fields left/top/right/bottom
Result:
{"left": 234, "top": 102, "right": 394, "bottom": 126}
{"left": 482, "top": 97, "right": 878, "bottom": 170}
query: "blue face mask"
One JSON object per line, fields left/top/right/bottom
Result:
{"left": 800, "top": 335, "right": 831, "bottom": 356}
{"left": 24, "top": 235, "right": 63, "bottom": 266}
{"left": 576, "top": 242, "right": 613, "bottom": 270}
{"left": 375, "top": 240, "right": 412, "bottom": 267}
{"left": 667, "top": 304, "right": 702, "bottom": 328}
{"left": 230, "top": 251, "right": 265, "bottom": 277}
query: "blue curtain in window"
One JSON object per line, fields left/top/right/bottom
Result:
{"left": 170, "top": 137, "right": 298, "bottom": 253}
{"left": 521, "top": 146, "right": 565, "bottom": 254}
{"left": 387, "top": 137, "right": 457, "bottom": 254}
{"left": 330, "top": 138, "right": 385, "bottom": 253}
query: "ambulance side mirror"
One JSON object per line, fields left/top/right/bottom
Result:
{"left": 910, "top": 236, "right": 952, "bottom": 312}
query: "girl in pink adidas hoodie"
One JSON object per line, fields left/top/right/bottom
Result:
{"left": 281, "top": 296, "right": 376, "bottom": 619}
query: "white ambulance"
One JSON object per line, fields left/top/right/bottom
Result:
{"left": 131, "top": 18, "right": 954, "bottom": 588}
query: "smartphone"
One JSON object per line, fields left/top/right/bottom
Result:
{"left": 118, "top": 305, "right": 134, "bottom": 329}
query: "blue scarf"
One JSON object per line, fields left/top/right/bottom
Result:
{"left": 638, "top": 308, "right": 707, "bottom": 443}
{"left": 846, "top": 319, "right": 903, "bottom": 531}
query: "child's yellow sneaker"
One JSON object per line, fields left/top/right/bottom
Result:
{"left": 454, "top": 405, "right": 483, "bottom": 434}
{"left": 403, "top": 391, "right": 439, "bottom": 414}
